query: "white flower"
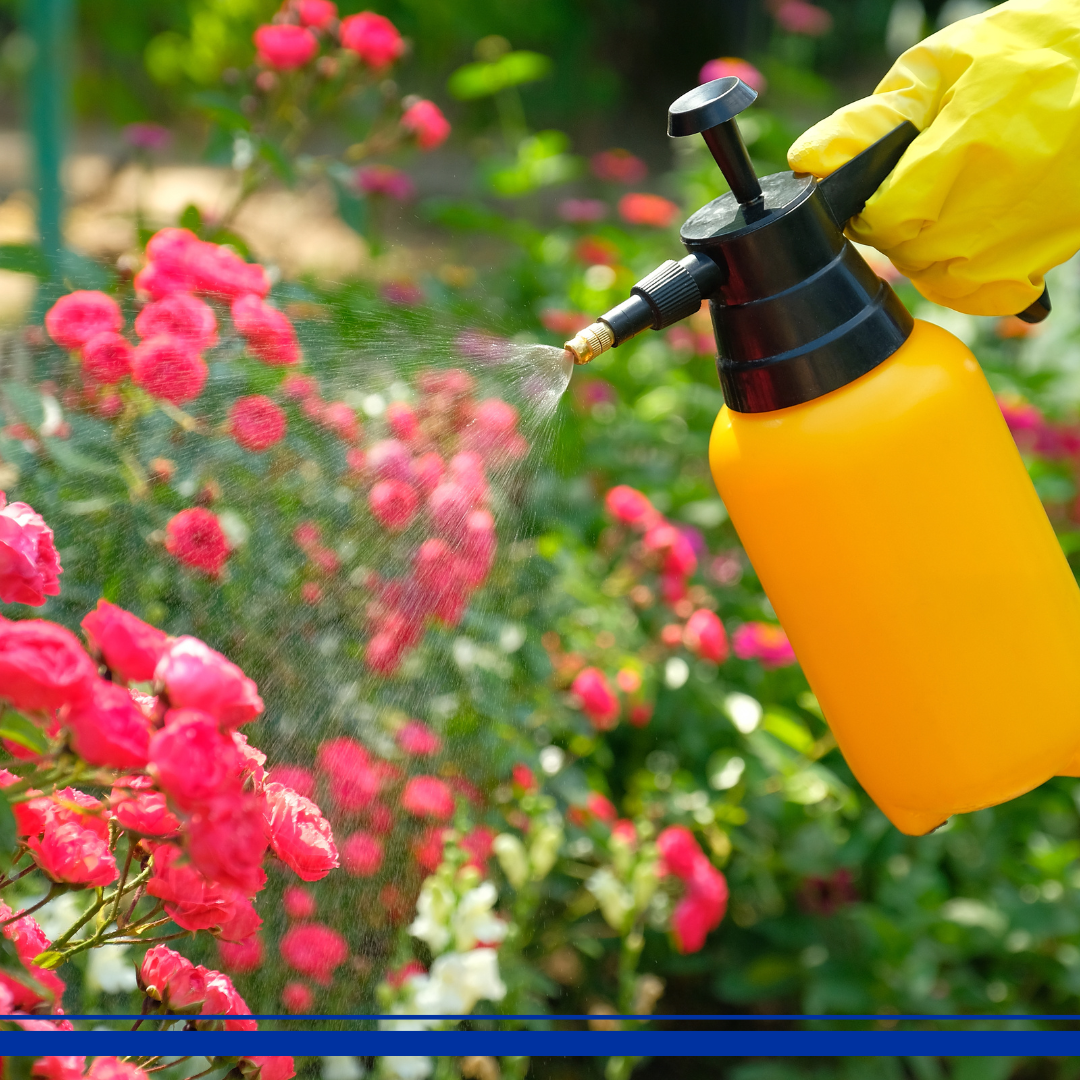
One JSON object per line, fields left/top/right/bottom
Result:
{"left": 493, "top": 833, "right": 529, "bottom": 889}
{"left": 412, "top": 949, "right": 507, "bottom": 1015}
{"left": 322, "top": 1059, "right": 366, "bottom": 1080}
{"left": 86, "top": 944, "right": 137, "bottom": 994}
{"left": 586, "top": 868, "right": 634, "bottom": 933}
{"left": 379, "top": 1058, "right": 433, "bottom": 1080}
{"left": 407, "top": 876, "right": 456, "bottom": 953}
{"left": 529, "top": 822, "right": 564, "bottom": 880}
{"left": 452, "top": 882, "right": 508, "bottom": 952}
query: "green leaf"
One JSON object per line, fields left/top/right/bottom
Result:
{"left": 0, "top": 244, "right": 49, "bottom": 279}
{"left": 762, "top": 709, "right": 814, "bottom": 754}
{"left": 1, "top": 380, "right": 45, "bottom": 427}
{"left": 31, "top": 950, "right": 64, "bottom": 971}
{"left": 0, "top": 789, "right": 17, "bottom": 871}
{"left": 191, "top": 91, "right": 251, "bottom": 131}
{"left": 179, "top": 203, "right": 204, "bottom": 233}
{"left": 0, "top": 710, "right": 48, "bottom": 755}
{"left": 258, "top": 137, "right": 295, "bottom": 185}
{"left": 448, "top": 51, "right": 553, "bottom": 100}
{"left": 44, "top": 438, "right": 121, "bottom": 478}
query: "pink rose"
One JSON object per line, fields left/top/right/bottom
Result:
{"left": 241, "top": 1059, "right": 295, "bottom": 1080}
{"left": 29, "top": 820, "right": 117, "bottom": 887}
{"left": 0, "top": 618, "right": 96, "bottom": 713}
{"left": 87, "top": 1060, "right": 148, "bottom": 1080}
{"left": 31, "top": 1059, "right": 85, "bottom": 1080}
{"left": 231, "top": 294, "right": 300, "bottom": 366}
{"left": 81, "top": 331, "right": 134, "bottom": 384}
{"left": 61, "top": 679, "right": 151, "bottom": 769}
{"left": 395, "top": 719, "right": 441, "bottom": 756}
{"left": 254, "top": 23, "right": 318, "bottom": 70}
{"left": 732, "top": 622, "right": 797, "bottom": 668}
{"left": 164, "top": 509, "right": 231, "bottom": 577}
{"left": 338, "top": 11, "right": 403, "bottom": 67}
{"left": 44, "top": 291, "right": 122, "bottom": 351}
{"left": 218, "top": 934, "right": 264, "bottom": 974}
{"left": 698, "top": 57, "right": 766, "bottom": 93}
{"left": 400, "top": 776, "right": 454, "bottom": 821}
{"left": 134, "top": 292, "right": 217, "bottom": 351}
{"left": 266, "top": 764, "right": 314, "bottom": 799}
{"left": 262, "top": 782, "right": 339, "bottom": 882}
{"left": 155, "top": 636, "right": 264, "bottom": 726}
{"left": 296, "top": 0, "right": 337, "bottom": 28}
{"left": 131, "top": 335, "right": 208, "bottom": 405}
{"left": 283, "top": 884, "right": 316, "bottom": 919}
{"left": 618, "top": 192, "right": 680, "bottom": 229}
{"left": 369, "top": 480, "right": 419, "bottom": 531}
{"left": 400, "top": 99, "right": 451, "bottom": 151}
{"left": 340, "top": 830, "right": 383, "bottom": 876}
{"left": 138, "top": 944, "right": 208, "bottom": 1011}
{"left": 229, "top": 395, "right": 287, "bottom": 452}
{"left": 148, "top": 709, "right": 243, "bottom": 810}
{"left": 682, "top": 609, "right": 728, "bottom": 665}
{"left": 185, "top": 793, "right": 270, "bottom": 895}
{"left": 279, "top": 922, "right": 348, "bottom": 984}
{"left": 199, "top": 969, "right": 257, "bottom": 1031}
{"left": 281, "top": 982, "right": 313, "bottom": 1012}
{"left": 0, "top": 493, "right": 62, "bottom": 606}
{"left": 571, "top": 667, "right": 619, "bottom": 730}
{"left": 604, "top": 485, "right": 659, "bottom": 529}
{"left": 80, "top": 598, "right": 169, "bottom": 683}
{"left": 146, "top": 842, "right": 255, "bottom": 935}
{"left": 110, "top": 776, "right": 181, "bottom": 838}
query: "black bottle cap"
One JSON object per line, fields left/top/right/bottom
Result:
{"left": 669, "top": 78, "right": 919, "bottom": 413}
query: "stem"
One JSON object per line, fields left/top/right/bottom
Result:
{"left": 146, "top": 1059, "right": 189, "bottom": 1073}
{"left": 0, "top": 859, "right": 37, "bottom": 890}
{"left": 108, "top": 844, "right": 135, "bottom": 925}
{"left": 50, "top": 861, "right": 152, "bottom": 952}
{"left": 0, "top": 883, "right": 64, "bottom": 927}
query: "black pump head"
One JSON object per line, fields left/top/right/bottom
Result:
{"left": 564, "top": 76, "right": 1050, "bottom": 412}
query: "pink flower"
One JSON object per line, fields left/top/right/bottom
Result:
{"left": 279, "top": 922, "right": 348, "bottom": 984}
{"left": 618, "top": 193, "right": 680, "bottom": 228}
{"left": 230, "top": 394, "right": 287, "bottom": 452}
{"left": 44, "top": 291, "right": 122, "bottom": 351}
{"left": 412, "top": 825, "right": 446, "bottom": 872}
{"left": 164, "top": 509, "right": 230, "bottom": 576}
{"left": 241, "top": 1059, "right": 294, "bottom": 1080}
{"left": 282, "top": 981, "right": 314, "bottom": 1012}
{"left": 512, "top": 763, "right": 537, "bottom": 792}
{"left": 110, "top": 776, "right": 181, "bottom": 837}
{"left": 0, "top": 492, "right": 62, "bottom": 605}
{"left": 200, "top": 969, "right": 257, "bottom": 1030}
{"left": 774, "top": 0, "right": 833, "bottom": 35}
{"left": 339, "top": 11, "right": 404, "bottom": 67}
{"left": 462, "top": 825, "right": 495, "bottom": 870}
{"left": 401, "top": 776, "right": 454, "bottom": 821}
{"left": 644, "top": 523, "right": 697, "bottom": 577}
{"left": 381, "top": 281, "right": 423, "bottom": 306}
{"left": 31, "top": 1059, "right": 85, "bottom": 1080}
{"left": 612, "top": 819, "right": 637, "bottom": 845}
{"left": 155, "top": 636, "right": 264, "bottom": 726}
{"left": 341, "top": 830, "right": 383, "bottom": 876}
{"left": 591, "top": 149, "right": 648, "bottom": 184}
{"left": 683, "top": 609, "right": 728, "bottom": 664}
{"left": 296, "top": 0, "right": 337, "bottom": 28}
{"left": 356, "top": 165, "right": 415, "bottom": 200}
{"left": 132, "top": 335, "right": 208, "bottom": 405}
{"left": 219, "top": 935, "right": 264, "bottom": 973}
{"left": 369, "top": 480, "right": 419, "bottom": 531}
{"left": 586, "top": 791, "right": 618, "bottom": 824}
{"left": 367, "top": 439, "right": 413, "bottom": 482}
{"left": 401, "top": 99, "right": 451, "bottom": 151}
{"left": 267, "top": 764, "right": 315, "bottom": 799}
{"left": 383, "top": 402, "right": 419, "bottom": 443}
{"left": 187, "top": 244, "right": 270, "bottom": 301}
{"left": 186, "top": 793, "right": 269, "bottom": 895}
{"left": 254, "top": 23, "right": 318, "bottom": 69}
{"left": 317, "top": 737, "right": 381, "bottom": 811}
{"left": 283, "top": 372, "right": 317, "bottom": 400}
{"left": 604, "top": 485, "right": 658, "bottom": 529}
{"left": 263, "top": 782, "right": 339, "bottom": 882}
{"left": 412, "top": 452, "right": 444, "bottom": 494}
{"left": 87, "top": 1060, "right": 148, "bottom": 1080}
{"left": 135, "top": 293, "right": 217, "bottom": 351}
{"left": 138, "top": 944, "right": 208, "bottom": 1011}
{"left": 283, "top": 885, "right": 316, "bottom": 919}
{"left": 148, "top": 708, "right": 243, "bottom": 811}
{"left": 558, "top": 198, "right": 608, "bottom": 223}
{"left": 61, "top": 679, "right": 151, "bottom": 768}
{"left": 657, "top": 825, "right": 701, "bottom": 878}
{"left": 29, "top": 820, "right": 117, "bottom": 886}
{"left": 0, "top": 618, "right": 96, "bottom": 712}
{"left": 0, "top": 900, "right": 65, "bottom": 1012}
{"left": 699, "top": 57, "right": 766, "bottom": 93}
{"left": 321, "top": 401, "right": 360, "bottom": 442}
{"left": 231, "top": 294, "right": 300, "bottom": 366}
{"left": 81, "top": 598, "right": 168, "bottom": 683}
{"left": 571, "top": 667, "right": 619, "bottom": 730}
{"left": 81, "top": 331, "right": 134, "bottom": 384}
{"left": 732, "top": 622, "right": 797, "bottom": 668}
{"left": 125, "top": 122, "right": 171, "bottom": 151}
{"left": 396, "top": 719, "right": 441, "bottom": 756}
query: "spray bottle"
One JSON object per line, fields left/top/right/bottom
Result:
{"left": 564, "top": 77, "right": 1080, "bottom": 835}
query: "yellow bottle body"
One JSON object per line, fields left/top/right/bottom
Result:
{"left": 709, "top": 318, "right": 1080, "bottom": 834}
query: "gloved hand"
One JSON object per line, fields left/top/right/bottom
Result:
{"left": 787, "top": 0, "right": 1080, "bottom": 317}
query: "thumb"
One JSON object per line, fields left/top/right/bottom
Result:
{"left": 787, "top": 43, "right": 946, "bottom": 176}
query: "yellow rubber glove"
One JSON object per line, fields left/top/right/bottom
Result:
{"left": 788, "top": 0, "right": 1080, "bottom": 316}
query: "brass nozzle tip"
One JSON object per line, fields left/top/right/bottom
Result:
{"left": 564, "top": 321, "right": 615, "bottom": 365}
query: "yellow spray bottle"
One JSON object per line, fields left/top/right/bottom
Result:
{"left": 564, "top": 76, "right": 1080, "bottom": 835}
